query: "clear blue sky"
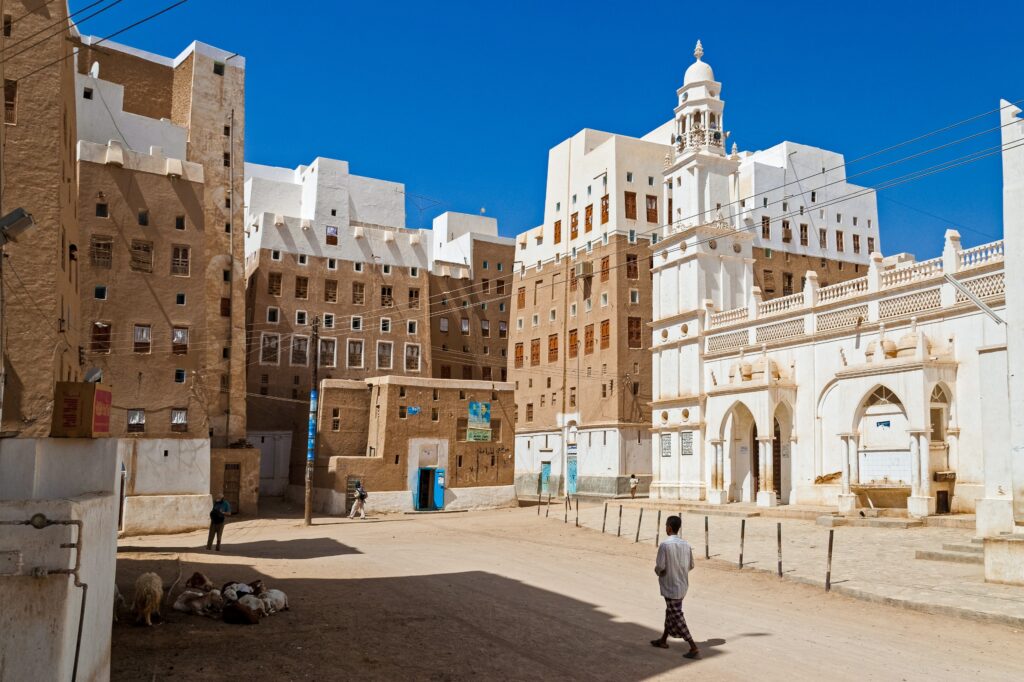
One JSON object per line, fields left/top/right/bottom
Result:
{"left": 72, "top": 0, "right": 1022, "bottom": 257}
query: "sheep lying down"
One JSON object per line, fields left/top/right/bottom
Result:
{"left": 172, "top": 588, "right": 224, "bottom": 617}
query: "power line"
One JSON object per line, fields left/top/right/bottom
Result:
{"left": 0, "top": 0, "right": 124, "bottom": 64}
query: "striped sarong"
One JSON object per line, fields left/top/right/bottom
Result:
{"left": 664, "top": 598, "right": 694, "bottom": 642}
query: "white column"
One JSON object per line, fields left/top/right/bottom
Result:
{"left": 851, "top": 432, "right": 860, "bottom": 486}
{"left": 838, "top": 433, "right": 857, "bottom": 513}
{"left": 946, "top": 428, "right": 960, "bottom": 473}
{"left": 840, "top": 435, "right": 851, "bottom": 495}
{"left": 707, "top": 439, "right": 726, "bottom": 505}
{"left": 756, "top": 436, "right": 777, "bottom": 507}
{"left": 909, "top": 431, "right": 921, "bottom": 497}
{"left": 908, "top": 429, "right": 934, "bottom": 518}
{"left": 918, "top": 432, "right": 932, "bottom": 499}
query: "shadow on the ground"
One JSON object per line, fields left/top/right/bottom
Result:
{"left": 113, "top": 555, "right": 735, "bottom": 681}
{"left": 118, "top": 535, "right": 360, "bottom": 560}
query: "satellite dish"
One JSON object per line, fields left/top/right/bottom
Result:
{"left": 84, "top": 368, "right": 103, "bottom": 383}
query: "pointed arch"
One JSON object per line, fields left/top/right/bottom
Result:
{"left": 852, "top": 383, "right": 906, "bottom": 432}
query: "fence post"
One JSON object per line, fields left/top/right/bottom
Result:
{"left": 704, "top": 515, "right": 709, "bottom": 559}
{"left": 739, "top": 518, "right": 746, "bottom": 569}
{"left": 564, "top": 497, "right": 568, "bottom": 523}
{"left": 826, "top": 529, "right": 835, "bottom": 592}
{"left": 575, "top": 497, "right": 579, "bottom": 527}
{"left": 545, "top": 494, "right": 552, "bottom": 518}
{"left": 654, "top": 509, "right": 662, "bottom": 546}
{"left": 617, "top": 505, "right": 623, "bottom": 537}
{"left": 602, "top": 502, "right": 608, "bottom": 533}
{"left": 635, "top": 508, "right": 644, "bottom": 543}
{"left": 777, "top": 522, "right": 783, "bottom": 577}
{"left": 537, "top": 493, "right": 542, "bottom": 515}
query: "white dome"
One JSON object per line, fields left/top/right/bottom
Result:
{"left": 683, "top": 40, "right": 714, "bottom": 85}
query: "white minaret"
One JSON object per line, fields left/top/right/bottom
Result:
{"left": 664, "top": 40, "right": 740, "bottom": 231}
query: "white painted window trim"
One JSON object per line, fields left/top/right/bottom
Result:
{"left": 259, "top": 332, "right": 281, "bottom": 366}
{"left": 346, "top": 338, "right": 365, "bottom": 369}
{"left": 404, "top": 342, "right": 422, "bottom": 373}
{"left": 376, "top": 340, "right": 394, "bottom": 370}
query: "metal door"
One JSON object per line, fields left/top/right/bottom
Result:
{"left": 224, "top": 463, "right": 241, "bottom": 512}
{"left": 540, "top": 461, "right": 551, "bottom": 495}
{"left": 567, "top": 457, "right": 578, "bottom": 495}
{"left": 433, "top": 468, "right": 446, "bottom": 510}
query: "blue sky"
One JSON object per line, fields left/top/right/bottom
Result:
{"left": 72, "top": 0, "right": 1022, "bottom": 257}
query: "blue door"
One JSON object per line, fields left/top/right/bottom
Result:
{"left": 567, "top": 457, "right": 578, "bottom": 495}
{"left": 433, "top": 468, "right": 446, "bottom": 510}
{"left": 540, "top": 462, "right": 551, "bottom": 494}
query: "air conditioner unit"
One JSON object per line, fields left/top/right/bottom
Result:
{"left": 574, "top": 261, "right": 594, "bottom": 278}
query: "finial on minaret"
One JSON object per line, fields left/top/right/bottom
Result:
{"left": 694, "top": 40, "right": 704, "bottom": 60}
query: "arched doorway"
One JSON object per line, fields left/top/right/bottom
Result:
{"left": 721, "top": 402, "right": 758, "bottom": 503}
{"left": 772, "top": 402, "right": 794, "bottom": 504}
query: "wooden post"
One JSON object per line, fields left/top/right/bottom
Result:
{"left": 537, "top": 493, "right": 541, "bottom": 515}
{"left": 575, "top": 497, "right": 579, "bottom": 527}
{"left": 635, "top": 508, "right": 644, "bottom": 543}
{"left": 545, "top": 494, "right": 552, "bottom": 518}
{"left": 739, "top": 518, "right": 746, "bottom": 569}
{"left": 777, "top": 522, "right": 783, "bottom": 577}
{"left": 826, "top": 529, "right": 835, "bottom": 592}
{"left": 617, "top": 505, "right": 623, "bottom": 537}
{"left": 704, "top": 515, "right": 709, "bottom": 559}
{"left": 564, "top": 497, "right": 568, "bottom": 523}
{"left": 654, "top": 509, "right": 662, "bottom": 546}
{"left": 601, "top": 502, "right": 608, "bottom": 533}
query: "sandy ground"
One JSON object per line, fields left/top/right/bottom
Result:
{"left": 113, "top": 501, "right": 1024, "bottom": 681}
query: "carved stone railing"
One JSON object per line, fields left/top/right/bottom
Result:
{"left": 709, "top": 306, "right": 748, "bottom": 327}
{"left": 818, "top": 277, "right": 868, "bottom": 304}
{"left": 758, "top": 291, "right": 805, "bottom": 317}
{"left": 879, "top": 256, "right": 943, "bottom": 288}
{"left": 959, "top": 240, "right": 1004, "bottom": 270}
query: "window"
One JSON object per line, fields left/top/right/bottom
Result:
{"left": 295, "top": 276, "right": 309, "bottom": 299}
{"left": 819, "top": 229, "right": 828, "bottom": 249}
{"left": 288, "top": 336, "right": 309, "bottom": 366}
{"left": 223, "top": 152, "right": 231, "bottom": 167}
{"left": 174, "top": 215, "right": 186, "bottom": 230}
{"left": 328, "top": 258, "right": 337, "bottom": 270}
{"left": 836, "top": 213, "right": 842, "bottom": 224}
{"left": 530, "top": 338, "right": 541, "bottom": 366}
{"left": 811, "top": 190, "right": 817, "bottom": 203}
{"left": 627, "top": 317, "right": 642, "bottom": 349}
{"left": 296, "top": 310, "right": 308, "bottom": 326}
{"left": 133, "top": 324, "right": 152, "bottom": 353}
{"left": 408, "top": 288, "right": 420, "bottom": 309}
{"left": 319, "top": 338, "right": 337, "bottom": 367}
{"left": 868, "top": 237, "right": 875, "bottom": 254}
{"left": 94, "top": 285, "right": 107, "bottom": 300}
{"left": 600, "top": 319, "right": 610, "bottom": 349}
{"left": 526, "top": 404, "right": 534, "bottom": 422}
{"left": 380, "top": 286, "right": 393, "bottom": 307}
{"left": 324, "top": 313, "right": 335, "bottom": 329}
{"left": 261, "top": 333, "right": 280, "bottom": 364}
{"left": 407, "top": 320, "right": 417, "bottom": 335}
{"left": 853, "top": 234, "right": 861, "bottom": 254}
{"left": 629, "top": 289, "right": 640, "bottom": 304}
{"left": 554, "top": 220, "right": 562, "bottom": 244}
{"left": 172, "top": 327, "right": 189, "bottom": 354}
{"left": 353, "top": 261, "right": 364, "bottom": 273}
{"left": 268, "top": 272, "right": 282, "bottom": 296}
{"left": 763, "top": 269, "right": 776, "bottom": 294}
{"left": 761, "top": 216, "right": 771, "bottom": 239}
{"left": 324, "top": 279, "right": 338, "bottom": 303}
{"left": 799, "top": 224, "right": 809, "bottom": 246}
{"left": 90, "top": 236, "right": 113, "bottom": 268}
{"left": 584, "top": 324, "right": 595, "bottom": 354}
{"left": 548, "top": 334, "right": 559, "bottom": 362}
{"left": 2, "top": 14, "right": 11, "bottom": 38}
{"left": 516, "top": 286, "right": 526, "bottom": 309}
{"left": 646, "top": 195, "right": 658, "bottom": 223}
{"left": 127, "top": 409, "right": 146, "bottom": 434}
{"left": 90, "top": 322, "right": 111, "bottom": 353}
{"left": 601, "top": 194, "right": 610, "bottom": 224}
{"left": 352, "top": 282, "right": 365, "bottom": 305}
{"left": 346, "top": 339, "right": 365, "bottom": 368}
{"left": 781, "top": 220, "right": 792, "bottom": 243}
{"left": 600, "top": 292, "right": 608, "bottom": 307}
{"left": 377, "top": 341, "right": 393, "bottom": 370}
{"left": 332, "top": 408, "right": 341, "bottom": 431}
{"left": 461, "top": 318, "right": 470, "bottom": 335}
{"left": 439, "top": 317, "right": 449, "bottom": 333}
{"left": 836, "top": 231, "right": 845, "bottom": 252}
{"left": 569, "top": 387, "right": 577, "bottom": 408}
{"left": 584, "top": 204, "right": 593, "bottom": 233}
{"left": 498, "top": 320, "right": 508, "bottom": 339}
{"left": 3, "top": 79, "right": 16, "bottom": 124}
{"left": 624, "top": 191, "right": 637, "bottom": 220}
{"left": 480, "top": 319, "right": 490, "bottom": 338}
{"left": 783, "top": 272, "right": 794, "bottom": 296}
{"left": 405, "top": 344, "right": 421, "bottom": 372}
{"left": 171, "top": 245, "right": 190, "bottom": 276}
{"left": 213, "top": 61, "right": 225, "bottom": 76}
{"left": 326, "top": 225, "right": 339, "bottom": 246}
{"left": 271, "top": 249, "right": 281, "bottom": 261}
{"left": 298, "top": 254, "right": 308, "bottom": 266}
{"left": 570, "top": 212, "right": 579, "bottom": 239}
{"left": 130, "top": 240, "right": 153, "bottom": 273}
{"left": 628, "top": 229, "right": 637, "bottom": 244}
{"left": 137, "top": 210, "right": 149, "bottom": 226}
{"left": 626, "top": 254, "right": 639, "bottom": 279}
{"left": 514, "top": 342, "right": 524, "bottom": 368}
{"left": 351, "top": 315, "right": 363, "bottom": 331}
{"left": 380, "top": 264, "right": 391, "bottom": 275}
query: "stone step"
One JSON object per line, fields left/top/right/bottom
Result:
{"left": 924, "top": 515, "right": 976, "bottom": 529}
{"left": 915, "top": 549, "right": 984, "bottom": 565}
{"left": 821, "top": 516, "right": 924, "bottom": 529}
{"left": 941, "top": 542, "right": 984, "bottom": 554}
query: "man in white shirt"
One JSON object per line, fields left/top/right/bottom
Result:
{"left": 650, "top": 515, "right": 700, "bottom": 658}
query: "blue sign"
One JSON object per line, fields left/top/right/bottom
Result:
{"left": 407, "top": 406, "right": 421, "bottom": 416}
{"left": 306, "top": 388, "right": 318, "bottom": 462}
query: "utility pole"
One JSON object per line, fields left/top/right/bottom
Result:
{"left": 304, "top": 315, "right": 321, "bottom": 526}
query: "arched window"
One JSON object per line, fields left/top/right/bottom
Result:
{"left": 865, "top": 386, "right": 902, "bottom": 407}
{"left": 930, "top": 386, "right": 950, "bottom": 443}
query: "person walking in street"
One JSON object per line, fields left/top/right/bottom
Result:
{"left": 650, "top": 515, "right": 700, "bottom": 659}
{"left": 207, "top": 494, "right": 231, "bottom": 551}
{"left": 629, "top": 474, "right": 639, "bottom": 499}
{"left": 349, "top": 481, "right": 367, "bottom": 519}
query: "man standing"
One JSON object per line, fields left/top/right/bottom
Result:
{"left": 651, "top": 515, "right": 700, "bottom": 659}
{"left": 207, "top": 494, "right": 231, "bottom": 551}
{"left": 348, "top": 481, "right": 367, "bottom": 519}
{"left": 629, "top": 474, "right": 640, "bottom": 499}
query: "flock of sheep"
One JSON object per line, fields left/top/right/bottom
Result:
{"left": 117, "top": 570, "right": 290, "bottom": 626}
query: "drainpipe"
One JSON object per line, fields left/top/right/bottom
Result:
{"left": 1, "top": 513, "right": 87, "bottom": 682}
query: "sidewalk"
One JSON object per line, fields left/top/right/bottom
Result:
{"left": 546, "top": 500, "right": 1024, "bottom": 628}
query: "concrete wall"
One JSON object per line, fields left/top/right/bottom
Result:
{"left": 121, "top": 438, "right": 212, "bottom": 534}
{"left": 0, "top": 438, "right": 122, "bottom": 682}
{"left": 287, "top": 483, "right": 516, "bottom": 515}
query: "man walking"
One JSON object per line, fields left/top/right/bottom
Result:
{"left": 207, "top": 494, "right": 231, "bottom": 551}
{"left": 348, "top": 481, "right": 367, "bottom": 519}
{"left": 651, "top": 515, "right": 700, "bottom": 659}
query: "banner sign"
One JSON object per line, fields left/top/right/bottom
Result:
{"left": 306, "top": 388, "right": 318, "bottom": 462}
{"left": 467, "top": 401, "right": 491, "bottom": 442}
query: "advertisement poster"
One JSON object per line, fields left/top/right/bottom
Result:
{"left": 467, "top": 401, "right": 491, "bottom": 442}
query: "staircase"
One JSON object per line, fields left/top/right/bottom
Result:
{"left": 915, "top": 537, "right": 984, "bottom": 565}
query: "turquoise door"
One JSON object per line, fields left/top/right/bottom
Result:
{"left": 540, "top": 462, "right": 551, "bottom": 494}
{"left": 433, "top": 468, "right": 445, "bottom": 510}
{"left": 567, "top": 457, "right": 578, "bottom": 495}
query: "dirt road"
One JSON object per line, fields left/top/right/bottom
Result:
{"left": 113, "top": 503, "right": 1024, "bottom": 681}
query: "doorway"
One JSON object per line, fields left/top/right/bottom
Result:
{"left": 416, "top": 467, "right": 446, "bottom": 511}
{"left": 750, "top": 423, "right": 759, "bottom": 498}
{"left": 567, "top": 457, "right": 578, "bottom": 495}
{"left": 223, "top": 463, "right": 241, "bottom": 513}
{"left": 772, "top": 419, "right": 783, "bottom": 499}
{"left": 540, "top": 461, "right": 551, "bottom": 495}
